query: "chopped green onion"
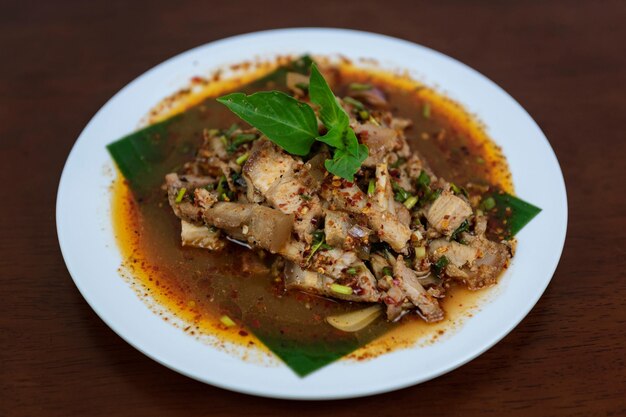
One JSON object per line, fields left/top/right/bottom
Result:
{"left": 392, "top": 181, "right": 410, "bottom": 202}
{"left": 417, "top": 170, "right": 431, "bottom": 187}
{"left": 330, "top": 283, "right": 353, "bottom": 295}
{"left": 482, "top": 196, "right": 496, "bottom": 210}
{"left": 220, "top": 315, "right": 236, "bottom": 327}
{"left": 349, "top": 82, "right": 372, "bottom": 91}
{"left": 219, "top": 135, "right": 228, "bottom": 147}
{"left": 450, "top": 183, "right": 461, "bottom": 194}
{"left": 216, "top": 176, "right": 231, "bottom": 201}
{"left": 414, "top": 246, "right": 426, "bottom": 260}
{"left": 382, "top": 266, "right": 393, "bottom": 277}
{"left": 450, "top": 219, "right": 470, "bottom": 241}
{"left": 428, "top": 188, "right": 443, "bottom": 202}
{"left": 227, "top": 133, "right": 257, "bottom": 153}
{"left": 423, "top": 103, "right": 431, "bottom": 119}
{"left": 358, "top": 110, "right": 370, "bottom": 120}
{"left": 346, "top": 267, "right": 357, "bottom": 275}
{"left": 175, "top": 188, "right": 187, "bottom": 203}
{"left": 307, "top": 230, "right": 329, "bottom": 262}
{"left": 367, "top": 179, "right": 375, "bottom": 197}
{"left": 369, "top": 116, "right": 380, "bottom": 126}
{"left": 432, "top": 256, "right": 449, "bottom": 276}
{"left": 235, "top": 152, "right": 249, "bottom": 165}
{"left": 299, "top": 193, "right": 312, "bottom": 201}
{"left": 225, "top": 123, "right": 239, "bottom": 136}
{"left": 343, "top": 96, "right": 365, "bottom": 109}
{"left": 403, "top": 195, "right": 419, "bottom": 209}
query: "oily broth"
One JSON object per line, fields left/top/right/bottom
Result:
{"left": 111, "top": 61, "right": 512, "bottom": 359}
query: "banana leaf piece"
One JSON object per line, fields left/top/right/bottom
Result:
{"left": 489, "top": 191, "right": 542, "bottom": 238}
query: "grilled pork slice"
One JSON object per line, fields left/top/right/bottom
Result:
{"left": 392, "top": 257, "right": 444, "bottom": 322}
{"left": 283, "top": 262, "right": 380, "bottom": 303}
{"left": 428, "top": 235, "right": 509, "bottom": 290}
{"left": 165, "top": 173, "right": 215, "bottom": 224}
{"left": 425, "top": 193, "right": 473, "bottom": 236}
{"left": 180, "top": 220, "right": 224, "bottom": 250}
{"left": 321, "top": 180, "right": 411, "bottom": 252}
{"left": 243, "top": 139, "right": 323, "bottom": 241}
{"left": 202, "top": 202, "right": 293, "bottom": 253}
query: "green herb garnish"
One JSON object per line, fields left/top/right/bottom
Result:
{"left": 235, "top": 152, "right": 249, "bottom": 165}
{"left": 174, "top": 187, "right": 186, "bottom": 203}
{"left": 349, "top": 82, "right": 372, "bottom": 91}
{"left": 382, "top": 266, "right": 393, "bottom": 277}
{"left": 343, "top": 96, "right": 365, "bottom": 109}
{"left": 417, "top": 170, "right": 431, "bottom": 187}
{"left": 346, "top": 267, "right": 357, "bottom": 275}
{"left": 330, "top": 283, "right": 353, "bottom": 295}
{"left": 227, "top": 133, "right": 257, "bottom": 153}
{"left": 217, "top": 91, "right": 318, "bottom": 156}
{"left": 450, "top": 219, "right": 469, "bottom": 241}
{"left": 392, "top": 181, "right": 410, "bottom": 202}
{"left": 367, "top": 179, "right": 375, "bottom": 196}
{"left": 432, "top": 256, "right": 449, "bottom": 276}
{"left": 403, "top": 195, "right": 419, "bottom": 210}
{"left": 307, "top": 230, "right": 332, "bottom": 262}
{"left": 482, "top": 196, "right": 496, "bottom": 210}
{"left": 217, "top": 63, "right": 368, "bottom": 181}
{"left": 423, "top": 103, "right": 431, "bottom": 119}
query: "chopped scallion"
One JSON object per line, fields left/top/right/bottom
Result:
{"left": 482, "top": 196, "right": 496, "bottom": 210}
{"left": 349, "top": 82, "right": 372, "bottom": 91}
{"left": 330, "top": 283, "right": 353, "bottom": 295}
{"left": 235, "top": 152, "right": 249, "bottom": 165}
{"left": 367, "top": 179, "right": 375, "bottom": 197}
{"left": 220, "top": 315, "right": 236, "bottom": 327}
{"left": 417, "top": 170, "right": 431, "bottom": 187}
{"left": 432, "top": 256, "right": 449, "bottom": 276}
{"left": 175, "top": 188, "right": 187, "bottom": 203}
{"left": 414, "top": 246, "right": 426, "bottom": 260}
{"left": 403, "top": 195, "right": 419, "bottom": 209}
{"left": 225, "top": 123, "right": 239, "bottom": 136}
{"left": 343, "top": 96, "right": 365, "bottom": 109}
{"left": 382, "top": 266, "right": 393, "bottom": 277}
{"left": 346, "top": 267, "right": 357, "bottom": 275}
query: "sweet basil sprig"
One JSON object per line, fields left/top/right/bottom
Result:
{"left": 217, "top": 63, "right": 368, "bottom": 181}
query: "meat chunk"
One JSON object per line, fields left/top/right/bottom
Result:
{"left": 324, "top": 210, "right": 352, "bottom": 247}
{"left": 180, "top": 220, "right": 224, "bottom": 250}
{"left": 429, "top": 239, "right": 479, "bottom": 267}
{"left": 243, "top": 139, "right": 296, "bottom": 194}
{"left": 392, "top": 257, "right": 444, "bottom": 322}
{"left": 165, "top": 173, "right": 214, "bottom": 224}
{"left": 321, "top": 180, "right": 411, "bottom": 252}
{"left": 203, "top": 202, "right": 293, "bottom": 253}
{"left": 425, "top": 193, "right": 473, "bottom": 236}
{"left": 284, "top": 262, "right": 380, "bottom": 303}
{"left": 428, "top": 235, "right": 509, "bottom": 290}
{"left": 353, "top": 122, "right": 399, "bottom": 167}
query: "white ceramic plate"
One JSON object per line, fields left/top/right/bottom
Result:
{"left": 56, "top": 28, "right": 567, "bottom": 400}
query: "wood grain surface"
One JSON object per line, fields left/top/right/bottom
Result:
{"left": 1, "top": 1, "right": 624, "bottom": 416}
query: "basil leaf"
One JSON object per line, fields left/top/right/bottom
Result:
{"left": 325, "top": 143, "right": 368, "bottom": 181}
{"left": 317, "top": 124, "right": 359, "bottom": 152}
{"left": 217, "top": 91, "right": 318, "bottom": 156}
{"left": 309, "top": 64, "right": 349, "bottom": 129}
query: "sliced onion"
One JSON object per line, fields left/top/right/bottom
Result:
{"left": 325, "top": 305, "right": 382, "bottom": 332}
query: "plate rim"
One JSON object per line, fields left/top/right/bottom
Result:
{"left": 56, "top": 27, "right": 568, "bottom": 400}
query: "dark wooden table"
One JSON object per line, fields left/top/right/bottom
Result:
{"left": 2, "top": 1, "right": 624, "bottom": 416}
